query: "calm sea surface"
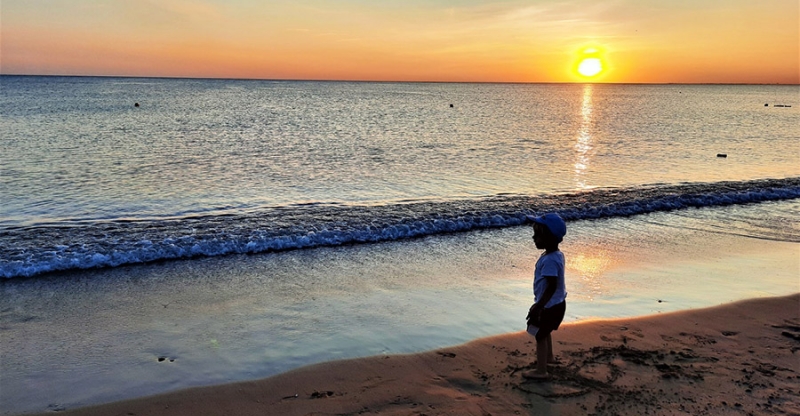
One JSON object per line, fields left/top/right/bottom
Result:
{"left": 0, "top": 77, "right": 798, "bottom": 414}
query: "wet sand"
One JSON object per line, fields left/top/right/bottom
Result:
{"left": 43, "top": 294, "right": 800, "bottom": 416}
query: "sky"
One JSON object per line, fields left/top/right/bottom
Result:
{"left": 1, "top": 0, "right": 798, "bottom": 84}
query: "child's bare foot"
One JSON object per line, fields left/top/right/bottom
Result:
{"left": 521, "top": 370, "right": 550, "bottom": 380}
{"left": 532, "top": 358, "right": 561, "bottom": 367}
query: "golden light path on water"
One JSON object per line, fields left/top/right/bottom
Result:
{"left": 567, "top": 251, "right": 614, "bottom": 301}
{"left": 574, "top": 84, "right": 594, "bottom": 189}
{"left": 568, "top": 83, "right": 616, "bottom": 301}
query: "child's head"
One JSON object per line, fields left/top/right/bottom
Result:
{"left": 529, "top": 213, "right": 566, "bottom": 250}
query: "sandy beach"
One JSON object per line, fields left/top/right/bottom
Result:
{"left": 40, "top": 294, "right": 799, "bottom": 416}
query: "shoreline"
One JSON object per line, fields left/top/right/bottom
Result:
{"left": 39, "top": 294, "right": 800, "bottom": 416}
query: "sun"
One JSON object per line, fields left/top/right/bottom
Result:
{"left": 572, "top": 47, "right": 607, "bottom": 79}
{"left": 577, "top": 58, "right": 603, "bottom": 77}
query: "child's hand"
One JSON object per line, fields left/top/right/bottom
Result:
{"left": 526, "top": 303, "right": 542, "bottom": 325}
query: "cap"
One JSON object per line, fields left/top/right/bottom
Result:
{"left": 529, "top": 213, "right": 567, "bottom": 242}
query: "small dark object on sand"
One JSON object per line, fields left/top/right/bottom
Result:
{"left": 716, "top": 153, "right": 727, "bottom": 158}
{"left": 134, "top": 102, "right": 140, "bottom": 107}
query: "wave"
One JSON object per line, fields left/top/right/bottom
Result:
{"left": 1, "top": 177, "right": 798, "bottom": 279}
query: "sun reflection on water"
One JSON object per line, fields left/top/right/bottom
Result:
{"left": 574, "top": 84, "right": 594, "bottom": 189}
{"left": 567, "top": 249, "right": 614, "bottom": 299}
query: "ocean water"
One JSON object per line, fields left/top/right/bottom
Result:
{"left": 1, "top": 77, "right": 798, "bottom": 278}
{"left": 1, "top": 76, "right": 799, "bottom": 414}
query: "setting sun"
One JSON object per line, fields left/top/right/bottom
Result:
{"left": 573, "top": 47, "right": 606, "bottom": 80}
{"left": 578, "top": 58, "right": 603, "bottom": 77}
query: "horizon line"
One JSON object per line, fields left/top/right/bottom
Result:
{"left": 1, "top": 73, "right": 798, "bottom": 86}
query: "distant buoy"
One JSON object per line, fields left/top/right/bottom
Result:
{"left": 134, "top": 102, "right": 140, "bottom": 107}
{"left": 716, "top": 153, "right": 727, "bottom": 158}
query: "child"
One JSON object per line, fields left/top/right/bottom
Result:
{"left": 524, "top": 213, "right": 567, "bottom": 380}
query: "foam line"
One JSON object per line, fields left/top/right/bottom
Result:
{"left": 1, "top": 178, "right": 798, "bottom": 279}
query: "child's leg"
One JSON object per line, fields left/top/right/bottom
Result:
{"left": 523, "top": 332, "right": 552, "bottom": 379}
{"left": 546, "top": 334, "right": 555, "bottom": 363}
{"left": 536, "top": 335, "right": 549, "bottom": 374}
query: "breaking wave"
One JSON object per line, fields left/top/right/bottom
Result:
{"left": 2, "top": 177, "right": 798, "bottom": 278}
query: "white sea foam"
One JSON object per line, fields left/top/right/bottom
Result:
{"left": 1, "top": 178, "right": 798, "bottom": 278}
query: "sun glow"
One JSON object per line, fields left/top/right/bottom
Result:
{"left": 573, "top": 47, "right": 607, "bottom": 80}
{"left": 577, "top": 58, "right": 603, "bottom": 77}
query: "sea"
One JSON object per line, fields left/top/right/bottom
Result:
{"left": 1, "top": 76, "right": 798, "bottom": 414}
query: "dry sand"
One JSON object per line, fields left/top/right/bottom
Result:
{"left": 43, "top": 294, "right": 799, "bottom": 416}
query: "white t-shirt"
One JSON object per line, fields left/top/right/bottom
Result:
{"left": 533, "top": 250, "right": 567, "bottom": 308}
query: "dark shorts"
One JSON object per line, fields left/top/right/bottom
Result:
{"left": 536, "top": 301, "right": 566, "bottom": 342}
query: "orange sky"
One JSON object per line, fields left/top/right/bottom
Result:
{"left": 1, "top": 0, "right": 798, "bottom": 83}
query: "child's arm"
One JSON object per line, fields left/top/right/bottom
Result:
{"left": 531, "top": 276, "right": 558, "bottom": 317}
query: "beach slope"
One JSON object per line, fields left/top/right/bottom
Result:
{"left": 46, "top": 294, "right": 799, "bottom": 416}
